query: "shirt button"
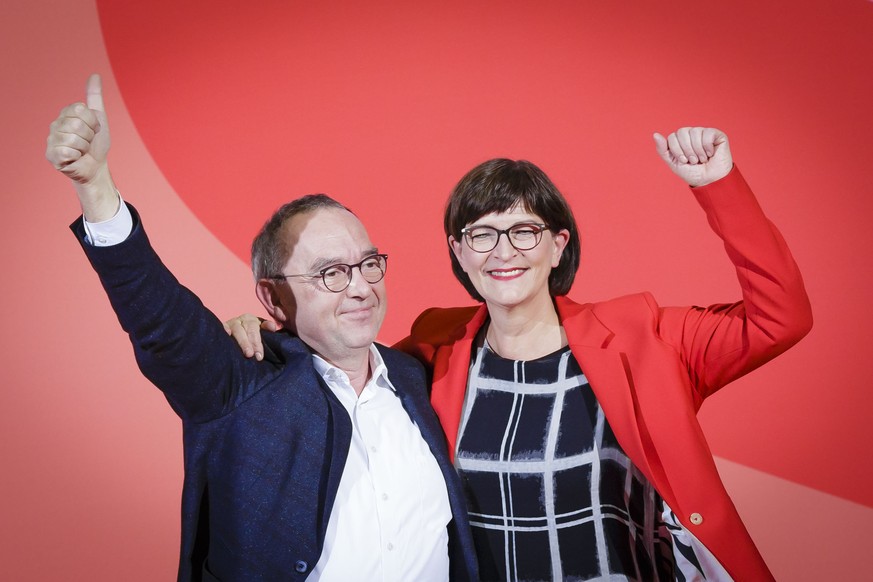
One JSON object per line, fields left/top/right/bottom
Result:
{"left": 294, "top": 560, "right": 309, "bottom": 573}
{"left": 97, "top": 236, "right": 108, "bottom": 244}
{"left": 387, "top": 543, "right": 394, "bottom": 551}
{"left": 689, "top": 512, "right": 704, "bottom": 525}
{"left": 381, "top": 493, "right": 389, "bottom": 501}
{"left": 370, "top": 445, "right": 377, "bottom": 453}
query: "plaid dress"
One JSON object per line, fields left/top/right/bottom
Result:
{"left": 455, "top": 341, "right": 685, "bottom": 581}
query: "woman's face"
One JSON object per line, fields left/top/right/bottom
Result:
{"left": 449, "top": 205, "right": 569, "bottom": 311}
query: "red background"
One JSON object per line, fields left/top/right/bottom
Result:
{"left": 3, "top": 1, "right": 872, "bottom": 579}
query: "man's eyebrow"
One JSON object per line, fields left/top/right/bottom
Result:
{"left": 308, "top": 248, "right": 379, "bottom": 272}
{"left": 308, "top": 256, "right": 343, "bottom": 273}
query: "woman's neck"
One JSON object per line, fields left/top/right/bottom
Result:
{"left": 485, "top": 294, "right": 567, "bottom": 361}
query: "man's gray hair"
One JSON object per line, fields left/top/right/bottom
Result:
{"left": 251, "top": 194, "right": 351, "bottom": 281}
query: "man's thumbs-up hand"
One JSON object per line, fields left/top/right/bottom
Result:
{"left": 46, "top": 74, "right": 118, "bottom": 221}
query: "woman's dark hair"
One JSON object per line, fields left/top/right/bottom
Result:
{"left": 444, "top": 159, "right": 581, "bottom": 302}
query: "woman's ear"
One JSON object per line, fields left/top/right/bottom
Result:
{"left": 448, "top": 235, "right": 464, "bottom": 263}
{"left": 550, "top": 229, "right": 570, "bottom": 268}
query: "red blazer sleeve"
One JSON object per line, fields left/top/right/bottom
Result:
{"left": 657, "top": 165, "right": 813, "bottom": 404}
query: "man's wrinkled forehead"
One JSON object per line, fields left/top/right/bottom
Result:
{"left": 282, "top": 207, "right": 377, "bottom": 269}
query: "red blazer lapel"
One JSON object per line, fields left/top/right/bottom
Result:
{"left": 430, "top": 304, "right": 489, "bottom": 461}
{"left": 556, "top": 297, "right": 674, "bottom": 502}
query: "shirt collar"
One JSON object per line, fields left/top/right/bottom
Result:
{"left": 311, "top": 344, "right": 394, "bottom": 393}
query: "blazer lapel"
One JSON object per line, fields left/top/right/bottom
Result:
{"left": 556, "top": 297, "right": 673, "bottom": 500}
{"left": 309, "top": 370, "right": 352, "bottom": 541}
{"left": 429, "top": 305, "right": 489, "bottom": 461}
{"left": 376, "top": 345, "right": 450, "bottom": 456}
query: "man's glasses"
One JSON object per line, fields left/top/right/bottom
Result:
{"left": 271, "top": 254, "right": 388, "bottom": 293}
{"left": 460, "top": 223, "right": 549, "bottom": 253}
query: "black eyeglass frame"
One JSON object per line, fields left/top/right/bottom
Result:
{"left": 459, "top": 223, "right": 550, "bottom": 253}
{"left": 269, "top": 253, "right": 388, "bottom": 293}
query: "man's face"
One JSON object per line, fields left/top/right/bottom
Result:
{"left": 269, "top": 207, "right": 387, "bottom": 366}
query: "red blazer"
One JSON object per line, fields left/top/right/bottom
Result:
{"left": 396, "top": 167, "right": 812, "bottom": 581}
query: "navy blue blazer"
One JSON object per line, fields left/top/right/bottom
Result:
{"left": 72, "top": 205, "right": 478, "bottom": 582}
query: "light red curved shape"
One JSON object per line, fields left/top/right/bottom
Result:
{"left": 2, "top": 1, "right": 871, "bottom": 579}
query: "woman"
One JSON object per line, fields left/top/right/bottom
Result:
{"left": 229, "top": 128, "right": 812, "bottom": 581}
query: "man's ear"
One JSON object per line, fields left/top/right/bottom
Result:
{"left": 255, "top": 279, "right": 292, "bottom": 325}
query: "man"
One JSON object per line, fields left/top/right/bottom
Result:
{"left": 46, "top": 74, "right": 478, "bottom": 581}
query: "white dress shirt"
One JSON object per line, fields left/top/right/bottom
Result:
{"left": 311, "top": 349, "right": 451, "bottom": 581}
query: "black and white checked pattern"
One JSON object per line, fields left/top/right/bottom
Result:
{"left": 455, "top": 342, "right": 682, "bottom": 581}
